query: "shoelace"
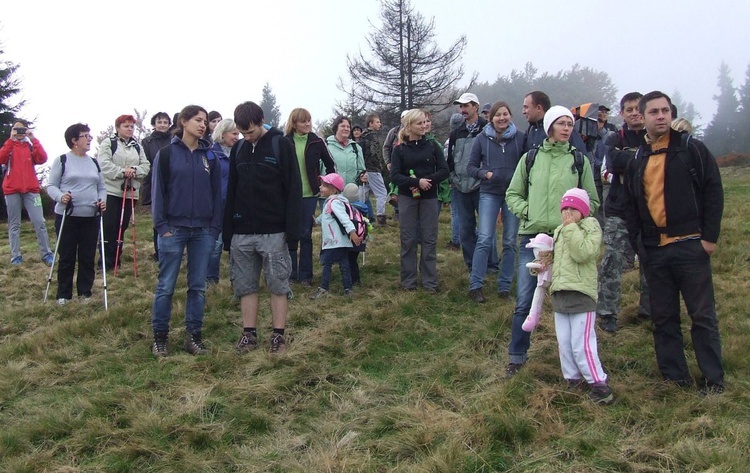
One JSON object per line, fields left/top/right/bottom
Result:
{"left": 270, "top": 334, "right": 284, "bottom": 352}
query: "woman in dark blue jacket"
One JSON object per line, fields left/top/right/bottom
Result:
{"left": 150, "top": 105, "right": 223, "bottom": 358}
{"left": 466, "top": 101, "right": 525, "bottom": 299}
{"left": 284, "top": 108, "right": 336, "bottom": 286}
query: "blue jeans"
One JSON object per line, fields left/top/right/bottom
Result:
{"left": 152, "top": 227, "right": 214, "bottom": 334}
{"left": 290, "top": 197, "right": 318, "bottom": 282}
{"left": 469, "top": 193, "right": 519, "bottom": 293}
{"left": 453, "top": 189, "right": 498, "bottom": 270}
{"left": 320, "top": 247, "right": 352, "bottom": 291}
{"left": 508, "top": 235, "right": 537, "bottom": 364}
{"left": 449, "top": 189, "right": 460, "bottom": 245}
{"left": 206, "top": 231, "right": 223, "bottom": 283}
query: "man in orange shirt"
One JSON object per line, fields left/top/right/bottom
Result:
{"left": 624, "top": 91, "right": 724, "bottom": 395}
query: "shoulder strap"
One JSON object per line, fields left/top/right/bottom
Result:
{"left": 523, "top": 147, "right": 539, "bottom": 196}
{"left": 60, "top": 154, "right": 67, "bottom": 178}
{"left": 571, "top": 147, "right": 585, "bottom": 189}
{"left": 676, "top": 133, "right": 701, "bottom": 191}
{"left": 110, "top": 137, "right": 118, "bottom": 155}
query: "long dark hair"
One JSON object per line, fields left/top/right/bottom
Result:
{"left": 173, "top": 105, "right": 208, "bottom": 139}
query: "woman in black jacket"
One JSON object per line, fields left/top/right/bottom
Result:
{"left": 141, "top": 112, "right": 172, "bottom": 260}
{"left": 284, "top": 108, "right": 336, "bottom": 286}
{"left": 390, "top": 109, "right": 449, "bottom": 292}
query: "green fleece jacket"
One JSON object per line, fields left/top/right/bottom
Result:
{"left": 550, "top": 216, "right": 601, "bottom": 302}
{"left": 505, "top": 139, "right": 599, "bottom": 235}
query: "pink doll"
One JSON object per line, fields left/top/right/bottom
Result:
{"left": 522, "top": 233, "right": 554, "bottom": 332}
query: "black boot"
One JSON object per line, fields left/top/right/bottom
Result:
{"left": 152, "top": 331, "right": 168, "bottom": 357}
{"left": 184, "top": 331, "right": 208, "bottom": 355}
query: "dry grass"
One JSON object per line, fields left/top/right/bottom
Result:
{"left": 1, "top": 168, "right": 749, "bottom": 472}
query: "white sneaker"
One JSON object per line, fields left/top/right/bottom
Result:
{"left": 56, "top": 298, "right": 69, "bottom": 305}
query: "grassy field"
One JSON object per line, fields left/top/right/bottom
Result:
{"left": 1, "top": 167, "right": 749, "bottom": 472}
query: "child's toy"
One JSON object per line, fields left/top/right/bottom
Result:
{"left": 522, "top": 233, "right": 554, "bottom": 332}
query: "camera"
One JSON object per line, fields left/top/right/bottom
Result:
{"left": 15, "top": 127, "right": 27, "bottom": 135}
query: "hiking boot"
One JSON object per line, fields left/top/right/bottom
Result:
{"left": 43, "top": 254, "right": 54, "bottom": 266}
{"left": 310, "top": 287, "right": 329, "bottom": 300}
{"left": 599, "top": 315, "right": 617, "bottom": 333}
{"left": 236, "top": 331, "right": 258, "bottom": 354}
{"left": 504, "top": 363, "right": 524, "bottom": 378}
{"left": 588, "top": 385, "right": 614, "bottom": 405}
{"left": 497, "top": 290, "right": 511, "bottom": 299}
{"left": 184, "top": 331, "right": 208, "bottom": 355}
{"left": 152, "top": 332, "right": 168, "bottom": 357}
{"left": 446, "top": 241, "right": 460, "bottom": 251}
{"left": 11, "top": 256, "right": 22, "bottom": 266}
{"left": 699, "top": 382, "right": 725, "bottom": 397}
{"left": 377, "top": 215, "right": 387, "bottom": 226}
{"left": 469, "top": 288, "right": 486, "bottom": 303}
{"left": 270, "top": 333, "right": 287, "bottom": 354}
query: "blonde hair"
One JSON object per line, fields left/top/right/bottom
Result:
{"left": 212, "top": 118, "right": 237, "bottom": 144}
{"left": 398, "top": 109, "right": 425, "bottom": 143}
{"left": 285, "top": 108, "right": 312, "bottom": 136}
{"left": 671, "top": 117, "right": 693, "bottom": 134}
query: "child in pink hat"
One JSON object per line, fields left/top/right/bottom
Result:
{"left": 550, "top": 188, "right": 613, "bottom": 404}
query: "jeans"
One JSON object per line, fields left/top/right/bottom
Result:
{"left": 5, "top": 192, "right": 52, "bottom": 260}
{"left": 508, "top": 235, "right": 537, "bottom": 364}
{"left": 449, "top": 189, "right": 460, "bottom": 245}
{"left": 453, "top": 189, "right": 498, "bottom": 271}
{"left": 290, "top": 197, "right": 318, "bottom": 282}
{"left": 206, "top": 232, "right": 223, "bottom": 283}
{"left": 641, "top": 239, "right": 723, "bottom": 386}
{"left": 320, "top": 247, "right": 352, "bottom": 291}
{"left": 469, "top": 193, "right": 519, "bottom": 293}
{"left": 152, "top": 227, "right": 214, "bottom": 334}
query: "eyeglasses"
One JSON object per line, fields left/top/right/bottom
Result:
{"left": 78, "top": 134, "right": 93, "bottom": 140}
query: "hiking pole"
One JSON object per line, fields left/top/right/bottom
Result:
{"left": 44, "top": 200, "right": 72, "bottom": 303}
{"left": 130, "top": 184, "right": 138, "bottom": 278}
{"left": 98, "top": 204, "right": 109, "bottom": 311}
{"left": 113, "top": 178, "right": 130, "bottom": 277}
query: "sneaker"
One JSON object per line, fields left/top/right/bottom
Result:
{"left": 469, "top": 288, "right": 486, "bottom": 303}
{"left": 270, "top": 333, "right": 286, "bottom": 354}
{"left": 300, "top": 280, "right": 312, "bottom": 287}
{"left": 447, "top": 241, "right": 460, "bottom": 252}
{"left": 566, "top": 379, "right": 586, "bottom": 391}
{"left": 43, "top": 254, "right": 54, "bottom": 267}
{"left": 344, "top": 288, "right": 353, "bottom": 297}
{"left": 504, "top": 363, "right": 524, "bottom": 378}
{"left": 599, "top": 315, "right": 617, "bottom": 333}
{"left": 588, "top": 385, "right": 614, "bottom": 405}
{"left": 236, "top": 332, "right": 258, "bottom": 354}
{"left": 56, "top": 298, "right": 70, "bottom": 306}
{"left": 699, "top": 382, "right": 725, "bottom": 397}
{"left": 424, "top": 287, "right": 438, "bottom": 294}
{"left": 377, "top": 215, "right": 387, "bottom": 226}
{"left": 309, "top": 287, "right": 329, "bottom": 300}
{"left": 11, "top": 256, "right": 22, "bottom": 266}
{"left": 151, "top": 334, "right": 168, "bottom": 358}
{"left": 80, "top": 295, "right": 92, "bottom": 304}
{"left": 184, "top": 332, "right": 208, "bottom": 355}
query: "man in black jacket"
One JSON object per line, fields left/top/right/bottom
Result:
{"left": 224, "top": 101, "right": 302, "bottom": 355}
{"left": 597, "top": 93, "right": 649, "bottom": 332}
{"left": 624, "top": 91, "right": 724, "bottom": 395}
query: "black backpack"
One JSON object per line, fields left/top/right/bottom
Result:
{"left": 59, "top": 153, "right": 101, "bottom": 177}
{"left": 524, "top": 143, "right": 586, "bottom": 194}
{"left": 109, "top": 136, "right": 141, "bottom": 156}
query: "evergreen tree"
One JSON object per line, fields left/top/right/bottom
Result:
{"left": 259, "top": 83, "right": 281, "bottom": 128}
{"left": 0, "top": 44, "right": 24, "bottom": 142}
{"left": 736, "top": 64, "right": 750, "bottom": 152}
{"left": 704, "top": 62, "right": 740, "bottom": 156}
{"left": 341, "top": 0, "right": 474, "bottom": 114}
{"left": 671, "top": 90, "right": 702, "bottom": 136}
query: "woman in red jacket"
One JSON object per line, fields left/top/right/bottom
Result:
{"left": 0, "top": 120, "right": 53, "bottom": 266}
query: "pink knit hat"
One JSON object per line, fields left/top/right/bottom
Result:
{"left": 560, "top": 188, "right": 590, "bottom": 217}
{"left": 320, "top": 173, "right": 345, "bottom": 192}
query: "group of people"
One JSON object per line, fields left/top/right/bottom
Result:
{"left": 3, "top": 88, "right": 725, "bottom": 401}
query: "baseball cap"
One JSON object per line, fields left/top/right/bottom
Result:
{"left": 453, "top": 93, "right": 479, "bottom": 105}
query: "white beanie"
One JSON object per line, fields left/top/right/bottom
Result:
{"left": 543, "top": 105, "right": 575, "bottom": 136}
{"left": 343, "top": 183, "right": 359, "bottom": 202}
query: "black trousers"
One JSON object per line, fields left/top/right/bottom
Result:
{"left": 55, "top": 214, "right": 99, "bottom": 299}
{"left": 102, "top": 194, "right": 133, "bottom": 269}
{"left": 642, "top": 239, "right": 724, "bottom": 387}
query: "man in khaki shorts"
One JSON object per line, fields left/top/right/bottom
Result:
{"left": 223, "top": 101, "right": 302, "bottom": 354}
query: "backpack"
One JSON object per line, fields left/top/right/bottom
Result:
{"left": 325, "top": 197, "right": 369, "bottom": 241}
{"left": 524, "top": 143, "right": 586, "bottom": 194}
{"left": 59, "top": 153, "right": 101, "bottom": 178}
{"left": 636, "top": 132, "right": 701, "bottom": 191}
{"left": 109, "top": 136, "right": 141, "bottom": 156}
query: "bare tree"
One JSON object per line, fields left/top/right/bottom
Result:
{"left": 340, "top": 0, "right": 474, "bottom": 115}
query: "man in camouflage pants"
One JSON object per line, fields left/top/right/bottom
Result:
{"left": 597, "top": 92, "right": 651, "bottom": 332}
{"left": 359, "top": 113, "right": 388, "bottom": 226}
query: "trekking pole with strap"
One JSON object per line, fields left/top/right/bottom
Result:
{"left": 113, "top": 178, "right": 131, "bottom": 277}
{"left": 96, "top": 204, "right": 109, "bottom": 311}
{"left": 129, "top": 183, "right": 138, "bottom": 277}
{"left": 43, "top": 200, "right": 72, "bottom": 303}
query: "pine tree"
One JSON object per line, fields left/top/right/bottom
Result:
{"left": 0, "top": 45, "right": 24, "bottom": 142}
{"left": 341, "top": 0, "right": 474, "bottom": 114}
{"left": 736, "top": 64, "right": 750, "bottom": 152}
{"left": 704, "top": 62, "right": 740, "bottom": 156}
{"left": 259, "top": 83, "right": 281, "bottom": 128}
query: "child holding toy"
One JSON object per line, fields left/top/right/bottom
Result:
{"left": 310, "top": 174, "right": 362, "bottom": 299}
{"left": 551, "top": 188, "right": 612, "bottom": 404}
